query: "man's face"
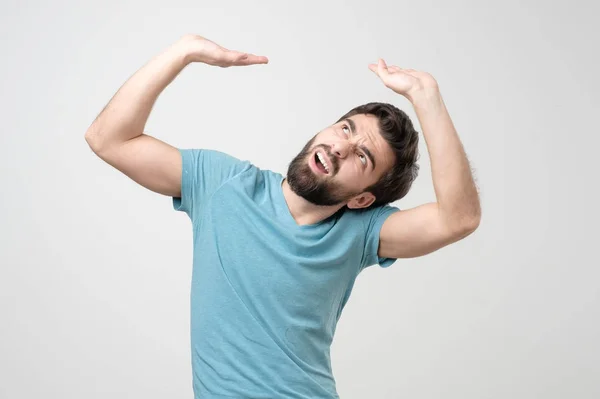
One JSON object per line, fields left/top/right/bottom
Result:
{"left": 286, "top": 114, "right": 395, "bottom": 208}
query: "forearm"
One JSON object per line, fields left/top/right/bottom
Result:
{"left": 85, "top": 42, "right": 189, "bottom": 152}
{"left": 412, "top": 90, "right": 481, "bottom": 228}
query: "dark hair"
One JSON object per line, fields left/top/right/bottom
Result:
{"left": 335, "top": 102, "right": 420, "bottom": 208}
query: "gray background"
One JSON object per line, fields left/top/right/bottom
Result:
{"left": 1, "top": 0, "right": 598, "bottom": 398}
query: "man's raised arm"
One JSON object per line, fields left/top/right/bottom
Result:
{"left": 84, "top": 34, "right": 268, "bottom": 197}
{"left": 370, "top": 59, "right": 481, "bottom": 259}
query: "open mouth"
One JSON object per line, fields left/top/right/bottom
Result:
{"left": 313, "top": 150, "right": 331, "bottom": 175}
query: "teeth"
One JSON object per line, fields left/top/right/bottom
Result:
{"left": 317, "top": 152, "right": 330, "bottom": 173}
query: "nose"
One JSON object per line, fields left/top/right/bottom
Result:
{"left": 331, "top": 140, "right": 354, "bottom": 159}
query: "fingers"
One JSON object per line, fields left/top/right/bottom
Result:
{"left": 377, "top": 58, "right": 390, "bottom": 77}
{"left": 246, "top": 54, "right": 269, "bottom": 64}
{"left": 389, "top": 66, "right": 417, "bottom": 76}
{"left": 375, "top": 64, "right": 412, "bottom": 73}
{"left": 229, "top": 51, "right": 269, "bottom": 66}
{"left": 369, "top": 63, "right": 418, "bottom": 76}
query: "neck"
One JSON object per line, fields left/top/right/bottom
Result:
{"left": 281, "top": 178, "right": 345, "bottom": 225}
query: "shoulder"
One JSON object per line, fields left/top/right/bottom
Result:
{"left": 340, "top": 204, "right": 400, "bottom": 228}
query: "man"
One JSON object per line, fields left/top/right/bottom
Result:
{"left": 85, "top": 34, "right": 481, "bottom": 399}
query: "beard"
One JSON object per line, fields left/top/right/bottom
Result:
{"left": 286, "top": 136, "right": 361, "bottom": 206}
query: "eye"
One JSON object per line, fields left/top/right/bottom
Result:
{"left": 342, "top": 125, "right": 350, "bottom": 136}
{"left": 358, "top": 153, "right": 367, "bottom": 166}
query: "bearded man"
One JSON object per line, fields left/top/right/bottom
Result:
{"left": 85, "top": 34, "right": 481, "bottom": 399}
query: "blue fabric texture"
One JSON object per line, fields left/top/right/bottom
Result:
{"left": 173, "top": 148, "right": 400, "bottom": 398}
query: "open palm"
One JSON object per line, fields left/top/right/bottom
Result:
{"left": 178, "top": 34, "right": 268, "bottom": 67}
{"left": 368, "top": 59, "right": 438, "bottom": 100}
{"left": 200, "top": 38, "right": 268, "bottom": 67}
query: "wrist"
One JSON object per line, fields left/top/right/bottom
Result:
{"left": 171, "top": 35, "right": 202, "bottom": 66}
{"left": 409, "top": 87, "right": 443, "bottom": 109}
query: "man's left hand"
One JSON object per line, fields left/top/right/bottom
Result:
{"left": 368, "top": 59, "right": 439, "bottom": 103}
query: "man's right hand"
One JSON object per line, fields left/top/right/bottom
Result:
{"left": 176, "top": 34, "right": 269, "bottom": 67}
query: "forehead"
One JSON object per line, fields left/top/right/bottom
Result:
{"left": 338, "top": 114, "right": 394, "bottom": 176}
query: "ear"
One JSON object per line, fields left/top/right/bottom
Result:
{"left": 346, "top": 192, "right": 376, "bottom": 209}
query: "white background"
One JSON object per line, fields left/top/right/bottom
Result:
{"left": 1, "top": 0, "right": 598, "bottom": 397}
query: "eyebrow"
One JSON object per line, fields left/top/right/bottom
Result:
{"left": 343, "top": 118, "right": 377, "bottom": 170}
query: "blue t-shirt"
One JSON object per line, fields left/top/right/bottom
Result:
{"left": 173, "top": 148, "right": 400, "bottom": 399}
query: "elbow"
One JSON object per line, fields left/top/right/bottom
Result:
{"left": 457, "top": 211, "right": 481, "bottom": 238}
{"left": 462, "top": 214, "right": 481, "bottom": 235}
{"left": 455, "top": 198, "right": 482, "bottom": 236}
{"left": 84, "top": 129, "right": 98, "bottom": 151}
{"left": 84, "top": 128, "right": 106, "bottom": 154}
{"left": 447, "top": 210, "right": 481, "bottom": 240}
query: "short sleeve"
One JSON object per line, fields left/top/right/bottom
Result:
{"left": 360, "top": 204, "right": 401, "bottom": 270}
{"left": 172, "top": 149, "right": 250, "bottom": 218}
